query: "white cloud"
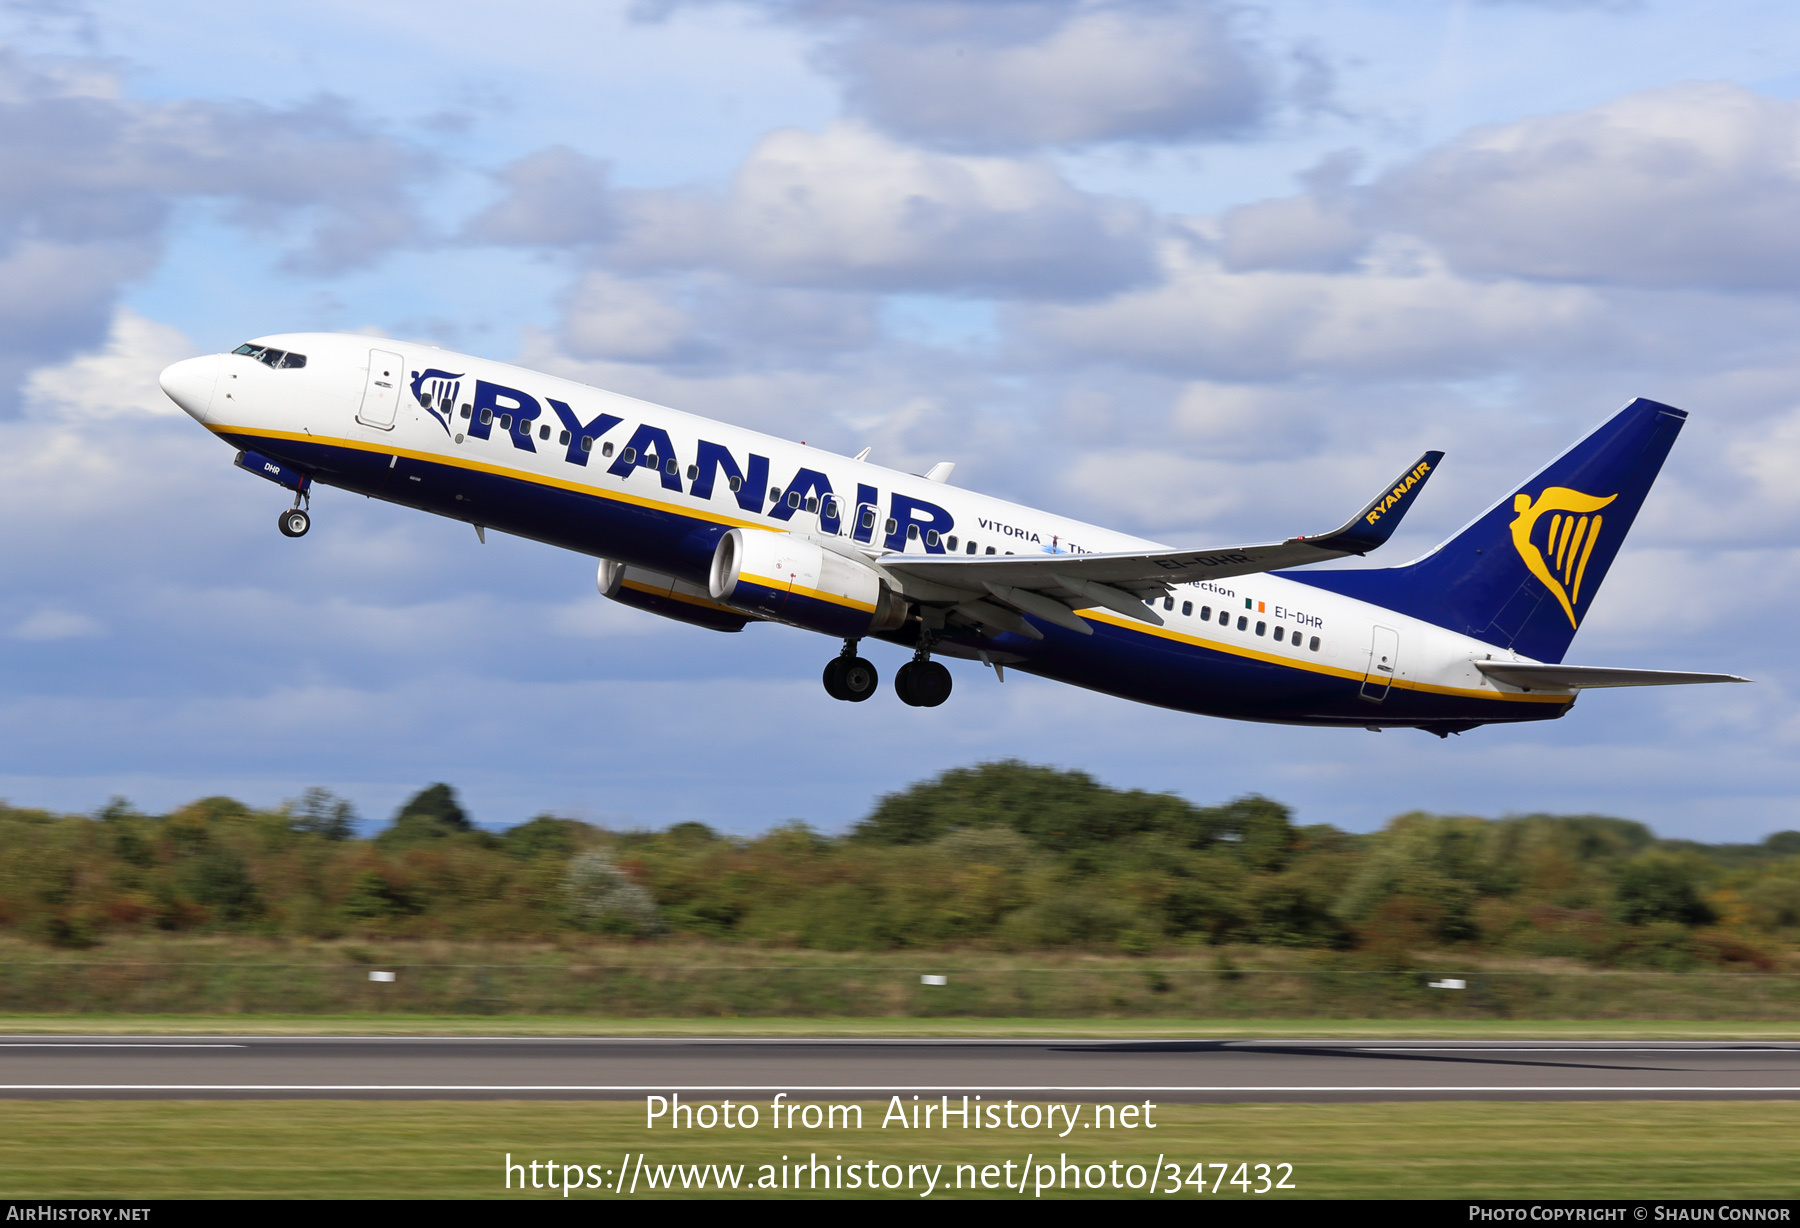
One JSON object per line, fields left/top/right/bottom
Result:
{"left": 1219, "top": 194, "right": 1367, "bottom": 272}
{"left": 0, "top": 45, "right": 431, "bottom": 409}
{"left": 12, "top": 609, "right": 104, "bottom": 641}
{"left": 22, "top": 307, "right": 193, "bottom": 419}
{"left": 1015, "top": 239, "right": 1617, "bottom": 379}
{"left": 559, "top": 271, "right": 696, "bottom": 362}
{"left": 655, "top": 122, "right": 1155, "bottom": 295}
{"left": 1371, "top": 83, "right": 1800, "bottom": 290}
{"left": 553, "top": 122, "right": 1160, "bottom": 298}
{"left": 817, "top": 0, "right": 1273, "bottom": 151}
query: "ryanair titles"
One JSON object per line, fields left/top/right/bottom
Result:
{"left": 431, "top": 373, "right": 958, "bottom": 554}
{"left": 1363, "top": 459, "right": 1433, "bottom": 526}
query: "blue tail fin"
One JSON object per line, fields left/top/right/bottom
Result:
{"left": 1282, "top": 398, "right": 1686, "bottom": 663}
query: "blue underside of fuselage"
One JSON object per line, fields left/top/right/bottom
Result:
{"left": 229, "top": 430, "right": 1568, "bottom": 732}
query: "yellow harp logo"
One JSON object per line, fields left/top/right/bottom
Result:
{"left": 1510, "top": 487, "right": 1618, "bottom": 629}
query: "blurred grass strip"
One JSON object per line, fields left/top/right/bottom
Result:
{"left": 5, "top": 1014, "right": 1800, "bottom": 1038}
{"left": 6, "top": 957, "right": 1800, "bottom": 1019}
{"left": 0, "top": 1100, "right": 1794, "bottom": 1199}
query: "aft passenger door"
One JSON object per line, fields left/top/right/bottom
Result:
{"left": 356, "top": 349, "right": 404, "bottom": 430}
{"left": 1360, "top": 625, "right": 1400, "bottom": 703}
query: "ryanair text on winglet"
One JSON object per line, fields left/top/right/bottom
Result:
{"left": 1364, "top": 460, "right": 1433, "bottom": 526}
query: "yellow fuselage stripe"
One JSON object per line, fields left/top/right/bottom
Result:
{"left": 737, "top": 570, "right": 878, "bottom": 613}
{"left": 1076, "top": 609, "right": 1568, "bottom": 705}
{"left": 224, "top": 423, "right": 1562, "bottom": 706}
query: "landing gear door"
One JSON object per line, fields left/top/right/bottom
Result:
{"left": 357, "top": 349, "right": 404, "bottom": 430}
{"left": 1360, "top": 625, "right": 1400, "bottom": 703}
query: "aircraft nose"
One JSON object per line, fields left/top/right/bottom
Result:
{"left": 159, "top": 354, "right": 220, "bottom": 422}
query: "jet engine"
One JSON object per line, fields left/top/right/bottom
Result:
{"left": 708, "top": 528, "right": 906, "bottom": 639}
{"left": 598, "top": 560, "right": 753, "bottom": 633}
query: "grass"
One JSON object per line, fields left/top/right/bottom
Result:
{"left": 3, "top": 1014, "right": 1800, "bottom": 1038}
{"left": 0, "top": 1100, "right": 1795, "bottom": 1199}
{"left": 8, "top": 936, "right": 1800, "bottom": 1020}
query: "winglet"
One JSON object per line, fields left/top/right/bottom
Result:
{"left": 1298, "top": 450, "right": 1444, "bottom": 555}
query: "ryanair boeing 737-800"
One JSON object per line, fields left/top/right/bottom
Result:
{"left": 158, "top": 334, "right": 1744, "bottom": 734}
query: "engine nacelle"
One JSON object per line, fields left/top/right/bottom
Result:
{"left": 708, "top": 528, "right": 906, "bottom": 639}
{"left": 598, "top": 560, "right": 752, "bottom": 633}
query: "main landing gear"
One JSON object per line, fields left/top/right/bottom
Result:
{"left": 823, "top": 642, "right": 879, "bottom": 702}
{"left": 894, "top": 632, "right": 952, "bottom": 708}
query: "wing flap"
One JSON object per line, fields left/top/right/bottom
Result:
{"left": 1475, "top": 661, "right": 1751, "bottom": 691}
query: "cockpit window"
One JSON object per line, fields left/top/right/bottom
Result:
{"left": 231, "top": 343, "right": 306, "bottom": 369}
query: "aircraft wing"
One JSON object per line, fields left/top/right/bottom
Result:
{"left": 1475, "top": 662, "right": 1751, "bottom": 691}
{"left": 876, "top": 450, "right": 1442, "bottom": 633}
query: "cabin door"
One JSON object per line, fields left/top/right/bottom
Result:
{"left": 1360, "top": 625, "right": 1400, "bottom": 703}
{"left": 357, "top": 349, "right": 404, "bottom": 430}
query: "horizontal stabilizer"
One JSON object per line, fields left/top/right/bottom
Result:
{"left": 1475, "top": 661, "right": 1750, "bottom": 691}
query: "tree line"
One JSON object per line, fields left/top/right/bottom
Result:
{"left": 2, "top": 762, "right": 1796, "bottom": 966}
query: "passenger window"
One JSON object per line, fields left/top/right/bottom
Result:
{"left": 860, "top": 508, "right": 875, "bottom": 529}
{"left": 1310, "top": 636, "right": 1320, "bottom": 651}
{"left": 537, "top": 424, "right": 548, "bottom": 440}
{"left": 907, "top": 524, "right": 920, "bottom": 540}
{"left": 602, "top": 441, "right": 613, "bottom": 457}
{"left": 1219, "top": 609, "right": 1229, "bottom": 624}
{"left": 966, "top": 541, "right": 977, "bottom": 555}
{"left": 1200, "top": 606, "right": 1210, "bottom": 620}
{"left": 770, "top": 487, "right": 782, "bottom": 503}
{"left": 461, "top": 406, "right": 471, "bottom": 419}
{"left": 806, "top": 496, "right": 818, "bottom": 513}
{"left": 986, "top": 547, "right": 996, "bottom": 555}
{"left": 559, "top": 429, "right": 571, "bottom": 445}
{"left": 621, "top": 447, "right": 636, "bottom": 464}
{"left": 946, "top": 536, "right": 957, "bottom": 551}
{"left": 499, "top": 414, "right": 512, "bottom": 430}
{"left": 729, "top": 476, "right": 742, "bottom": 493}
{"left": 665, "top": 458, "right": 678, "bottom": 475}
{"left": 580, "top": 437, "right": 593, "bottom": 452}
{"left": 1182, "top": 601, "right": 1192, "bottom": 616}
{"left": 823, "top": 498, "right": 839, "bottom": 518}
{"left": 1256, "top": 621, "right": 1266, "bottom": 636}
{"left": 1163, "top": 597, "right": 1174, "bottom": 611}
{"left": 688, "top": 464, "right": 698, "bottom": 481}
{"left": 925, "top": 529, "right": 939, "bottom": 546}
{"left": 1274, "top": 627, "right": 1284, "bottom": 642}
{"left": 885, "top": 518, "right": 898, "bottom": 535}
{"left": 1237, "top": 616, "right": 1247, "bottom": 631}
{"left": 787, "top": 491, "right": 801, "bottom": 509}
{"left": 480, "top": 409, "right": 493, "bottom": 425}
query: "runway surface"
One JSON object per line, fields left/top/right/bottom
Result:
{"left": 5, "top": 1037, "right": 1800, "bottom": 1100}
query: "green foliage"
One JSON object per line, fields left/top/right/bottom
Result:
{"left": 852, "top": 760, "right": 1220, "bottom": 851}
{"left": 0, "top": 764, "right": 1794, "bottom": 964}
{"left": 378, "top": 784, "right": 476, "bottom": 846}
{"left": 502, "top": 815, "right": 592, "bottom": 861}
{"left": 289, "top": 788, "right": 357, "bottom": 841}
{"left": 1613, "top": 853, "right": 1717, "bottom": 927}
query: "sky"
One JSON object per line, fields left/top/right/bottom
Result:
{"left": 0, "top": 0, "right": 1797, "bottom": 840}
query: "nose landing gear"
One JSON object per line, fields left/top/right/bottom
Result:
{"left": 823, "top": 641, "right": 879, "bottom": 702}
{"left": 277, "top": 503, "right": 311, "bottom": 538}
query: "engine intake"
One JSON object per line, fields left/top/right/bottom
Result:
{"left": 709, "top": 528, "right": 905, "bottom": 639}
